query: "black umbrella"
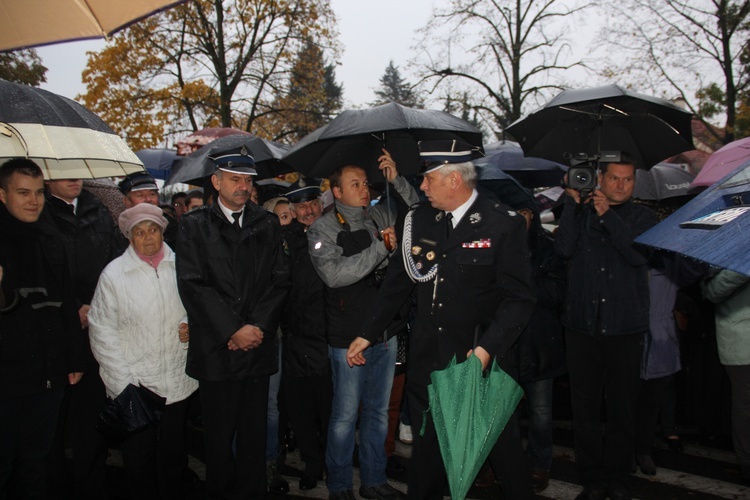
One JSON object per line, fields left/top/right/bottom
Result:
{"left": 166, "top": 134, "right": 291, "bottom": 186}
{"left": 633, "top": 162, "right": 700, "bottom": 201}
{"left": 0, "top": 78, "right": 143, "bottom": 179}
{"left": 474, "top": 140, "right": 568, "bottom": 188}
{"left": 282, "top": 102, "right": 483, "bottom": 179}
{"left": 505, "top": 84, "right": 694, "bottom": 170}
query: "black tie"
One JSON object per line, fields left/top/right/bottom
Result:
{"left": 67, "top": 203, "right": 75, "bottom": 215}
{"left": 445, "top": 212, "right": 453, "bottom": 238}
{"left": 231, "top": 211, "right": 241, "bottom": 231}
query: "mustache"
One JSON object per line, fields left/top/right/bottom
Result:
{"left": 233, "top": 190, "right": 250, "bottom": 197}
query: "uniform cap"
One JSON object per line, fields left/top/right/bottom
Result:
{"left": 419, "top": 139, "right": 484, "bottom": 173}
{"left": 209, "top": 146, "right": 258, "bottom": 176}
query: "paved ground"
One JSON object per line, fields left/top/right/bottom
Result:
{"left": 97, "top": 420, "right": 750, "bottom": 500}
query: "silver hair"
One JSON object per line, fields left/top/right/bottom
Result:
{"left": 438, "top": 161, "right": 477, "bottom": 189}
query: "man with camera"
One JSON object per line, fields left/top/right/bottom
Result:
{"left": 555, "top": 152, "right": 657, "bottom": 500}
{"left": 307, "top": 150, "right": 417, "bottom": 500}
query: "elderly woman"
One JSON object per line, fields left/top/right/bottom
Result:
{"left": 88, "top": 203, "right": 198, "bottom": 500}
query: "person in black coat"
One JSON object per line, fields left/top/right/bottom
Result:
{"left": 347, "top": 141, "right": 537, "bottom": 499}
{"left": 0, "top": 159, "right": 85, "bottom": 499}
{"left": 278, "top": 178, "right": 332, "bottom": 491}
{"left": 42, "top": 179, "right": 121, "bottom": 499}
{"left": 176, "top": 147, "right": 290, "bottom": 499}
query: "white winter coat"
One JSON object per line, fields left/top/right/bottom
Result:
{"left": 88, "top": 243, "right": 198, "bottom": 404}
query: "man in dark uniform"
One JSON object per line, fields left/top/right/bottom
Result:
{"left": 118, "top": 171, "right": 178, "bottom": 249}
{"left": 43, "top": 177, "right": 120, "bottom": 499}
{"left": 279, "top": 177, "right": 331, "bottom": 491}
{"left": 347, "top": 141, "right": 537, "bottom": 499}
{"left": 176, "top": 146, "right": 290, "bottom": 499}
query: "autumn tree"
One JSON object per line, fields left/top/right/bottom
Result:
{"left": 263, "top": 37, "right": 343, "bottom": 142}
{"left": 412, "top": 0, "right": 590, "bottom": 139}
{"left": 596, "top": 0, "right": 750, "bottom": 144}
{"left": 0, "top": 49, "right": 47, "bottom": 86}
{"left": 79, "top": 0, "right": 337, "bottom": 150}
{"left": 370, "top": 60, "right": 423, "bottom": 108}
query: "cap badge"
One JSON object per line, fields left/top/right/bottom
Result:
{"left": 412, "top": 246, "right": 422, "bottom": 256}
{"left": 426, "top": 251, "right": 436, "bottom": 261}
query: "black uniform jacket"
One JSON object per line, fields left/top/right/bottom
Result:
{"left": 177, "top": 202, "right": 290, "bottom": 381}
{"left": 362, "top": 192, "right": 536, "bottom": 388}
{"left": 279, "top": 221, "right": 329, "bottom": 378}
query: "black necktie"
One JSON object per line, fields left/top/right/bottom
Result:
{"left": 67, "top": 203, "right": 75, "bottom": 215}
{"left": 231, "top": 211, "right": 241, "bottom": 231}
{"left": 445, "top": 212, "right": 453, "bottom": 238}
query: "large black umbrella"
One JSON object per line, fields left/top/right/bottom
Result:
{"left": 166, "top": 134, "right": 291, "bottom": 186}
{"left": 0, "top": 79, "right": 143, "bottom": 179}
{"left": 505, "top": 84, "right": 694, "bottom": 170}
{"left": 282, "top": 102, "right": 483, "bottom": 179}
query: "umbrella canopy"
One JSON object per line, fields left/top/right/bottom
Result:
{"left": 175, "top": 127, "right": 252, "bottom": 155}
{"left": 282, "top": 102, "right": 483, "bottom": 179}
{"left": 0, "top": 79, "right": 143, "bottom": 179}
{"left": 633, "top": 162, "right": 699, "bottom": 201}
{"left": 635, "top": 157, "right": 750, "bottom": 276}
{"left": 506, "top": 84, "right": 694, "bottom": 170}
{"left": 166, "top": 134, "right": 290, "bottom": 186}
{"left": 0, "top": 0, "right": 189, "bottom": 52}
{"left": 692, "top": 137, "right": 750, "bottom": 187}
{"left": 427, "top": 355, "right": 524, "bottom": 500}
{"left": 474, "top": 140, "right": 568, "bottom": 188}
{"left": 135, "top": 148, "right": 178, "bottom": 180}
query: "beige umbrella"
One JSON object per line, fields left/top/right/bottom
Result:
{"left": 0, "top": 79, "right": 144, "bottom": 179}
{"left": 0, "top": 0, "right": 188, "bottom": 52}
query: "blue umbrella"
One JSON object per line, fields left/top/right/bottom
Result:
{"left": 635, "top": 157, "right": 750, "bottom": 276}
{"left": 474, "top": 141, "right": 568, "bottom": 188}
{"left": 135, "top": 148, "right": 178, "bottom": 181}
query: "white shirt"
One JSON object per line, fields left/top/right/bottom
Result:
{"left": 217, "top": 197, "right": 244, "bottom": 226}
{"left": 448, "top": 189, "right": 479, "bottom": 228}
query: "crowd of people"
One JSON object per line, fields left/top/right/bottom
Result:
{"left": 0, "top": 138, "right": 748, "bottom": 500}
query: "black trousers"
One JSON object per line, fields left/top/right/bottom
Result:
{"left": 0, "top": 388, "right": 65, "bottom": 500}
{"left": 405, "top": 379, "right": 534, "bottom": 500}
{"left": 283, "top": 373, "right": 332, "bottom": 479}
{"left": 566, "top": 329, "right": 644, "bottom": 485}
{"left": 120, "top": 397, "right": 191, "bottom": 500}
{"left": 635, "top": 375, "right": 671, "bottom": 455}
{"left": 200, "top": 377, "right": 269, "bottom": 500}
{"left": 47, "top": 368, "right": 109, "bottom": 500}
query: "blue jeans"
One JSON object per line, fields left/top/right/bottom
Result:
{"left": 266, "top": 336, "right": 282, "bottom": 462}
{"left": 326, "top": 337, "right": 396, "bottom": 494}
{"left": 523, "top": 378, "right": 554, "bottom": 472}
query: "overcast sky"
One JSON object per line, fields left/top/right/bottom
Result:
{"left": 36, "top": 0, "right": 435, "bottom": 107}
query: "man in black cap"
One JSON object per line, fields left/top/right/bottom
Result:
{"left": 278, "top": 177, "right": 331, "bottom": 491}
{"left": 347, "top": 140, "right": 537, "bottom": 499}
{"left": 176, "top": 146, "right": 290, "bottom": 499}
{"left": 118, "top": 171, "right": 178, "bottom": 249}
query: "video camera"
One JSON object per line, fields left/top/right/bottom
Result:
{"left": 563, "top": 151, "right": 622, "bottom": 197}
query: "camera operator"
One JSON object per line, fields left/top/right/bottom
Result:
{"left": 555, "top": 152, "right": 657, "bottom": 500}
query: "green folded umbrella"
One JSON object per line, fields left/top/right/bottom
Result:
{"left": 424, "top": 355, "right": 524, "bottom": 500}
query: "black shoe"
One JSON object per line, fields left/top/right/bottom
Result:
{"left": 667, "top": 437, "right": 684, "bottom": 453}
{"left": 386, "top": 456, "right": 407, "bottom": 473}
{"left": 575, "top": 482, "right": 608, "bottom": 500}
{"left": 607, "top": 479, "right": 632, "bottom": 500}
{"left": 299, "top": 476, "right": 317, "bottom": 490}
{"left": 329, "top": 490, "right": 355, "bottom": 500}
{"left": 636, "top": 454, "right": 657, "bottom": 476}
{"left": 359, "top": 483, "right": 407, "bottom": 499}
{"left": 530, "top": 470, "right": 549, "bottom": 493}
{"left": 266, "top": 461, "right": 289, "bottom": 494}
